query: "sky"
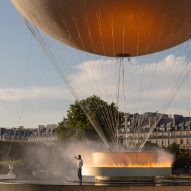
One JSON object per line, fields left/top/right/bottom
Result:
{"left": 0, "top": 1, "right": 191, "bottom": 128}
{"left": 0, "top": 1, "right": 75, "bottom": 128}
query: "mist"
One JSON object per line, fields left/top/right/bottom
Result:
{"left": 10, "top": 140, "right": 108, "bottom": 182}
{"left": 6, "top": 140, "right": 174, "bottom": 182}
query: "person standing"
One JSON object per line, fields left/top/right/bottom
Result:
{"left": 75, "top": 155, "right": 83, "bottom": 185}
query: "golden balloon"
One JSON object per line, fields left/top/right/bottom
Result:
{"left": 12, "top": 0, "right": 191, "bottom": 57}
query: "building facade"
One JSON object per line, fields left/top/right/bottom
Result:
{"left": 120, "top": 113, "right": 191, "bottom": 148}
{"left": 28, "top": 124, "right": 58, "bottom": 143}
{"left": 0, "top": 127, "right": 33, "bottom": 141}
{"left": 0, "top": 124, "right": 58, "bottom": 143}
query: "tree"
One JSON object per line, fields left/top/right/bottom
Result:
{"left": 167, "top": 143, "right": 191, "bottom": 173}
{"left": 173, "top": 155, "right": 191, "bottom": 170}
{"left": 167, "top": 142, "right": 180, "bottom": 157}
{"left": 57, "top": 95, "right": 121, "bottom": 143}
{"left": 143, "top": 141, "right": 158, "bottom": 150}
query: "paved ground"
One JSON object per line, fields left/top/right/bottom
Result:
{"left": 1, "top": 179, "right": 191, "bottom": 191}
{"left": 1, "top": 182, "right": 191, "bottom": 191}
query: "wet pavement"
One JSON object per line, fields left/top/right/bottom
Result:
{"left": 1, "top": 178, "right": 191, "bottom": 186}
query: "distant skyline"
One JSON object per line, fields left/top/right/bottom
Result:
{"left": 0, "top": 1, "right": 191, "bottom": 128}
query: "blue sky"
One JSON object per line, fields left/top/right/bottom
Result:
{"left": 0, "top": 1, "right": 74, "bottom": 128}
{"left": 0, "top": 1, "right": 191, "bottom": 128}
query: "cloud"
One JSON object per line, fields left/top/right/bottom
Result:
{"left": 1, "top": 54, "right": 191, "bottom": 128}
{"left": 68, "top": 54, "right": 191, "bottom": 115}
{"left": 0, "top": 85, "right": 72, "bottom": 101}
{"left": 0, "top": 85, "right": 74, "bottom": 127}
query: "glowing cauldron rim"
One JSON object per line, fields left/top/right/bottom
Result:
{"left": 92, "top": 151, "right": 165, "bottom": 166}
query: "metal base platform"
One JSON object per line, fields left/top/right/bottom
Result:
{"left": 84, "top": 167, "right": 171, "bottom": 177}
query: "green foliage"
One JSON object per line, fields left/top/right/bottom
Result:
{"left": 173, "top": 155, "right": 191, "bottom": 170}
{"left": 57, "top": 95, "right": 120, "bottom": 142}
{"left": 0, "top": 141, "right": 52, "bottom": 175}
{"left": 143, "top": 141, "right": 158, "bottom": 150}
{"left": 167, "top": 142, "right": 180, "bottom": 157}
{"left": 0, "top": 160, "right": 23, "bottom": 166}
{"left": 167, "top": 143, "right": 191, "bottom": 173}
